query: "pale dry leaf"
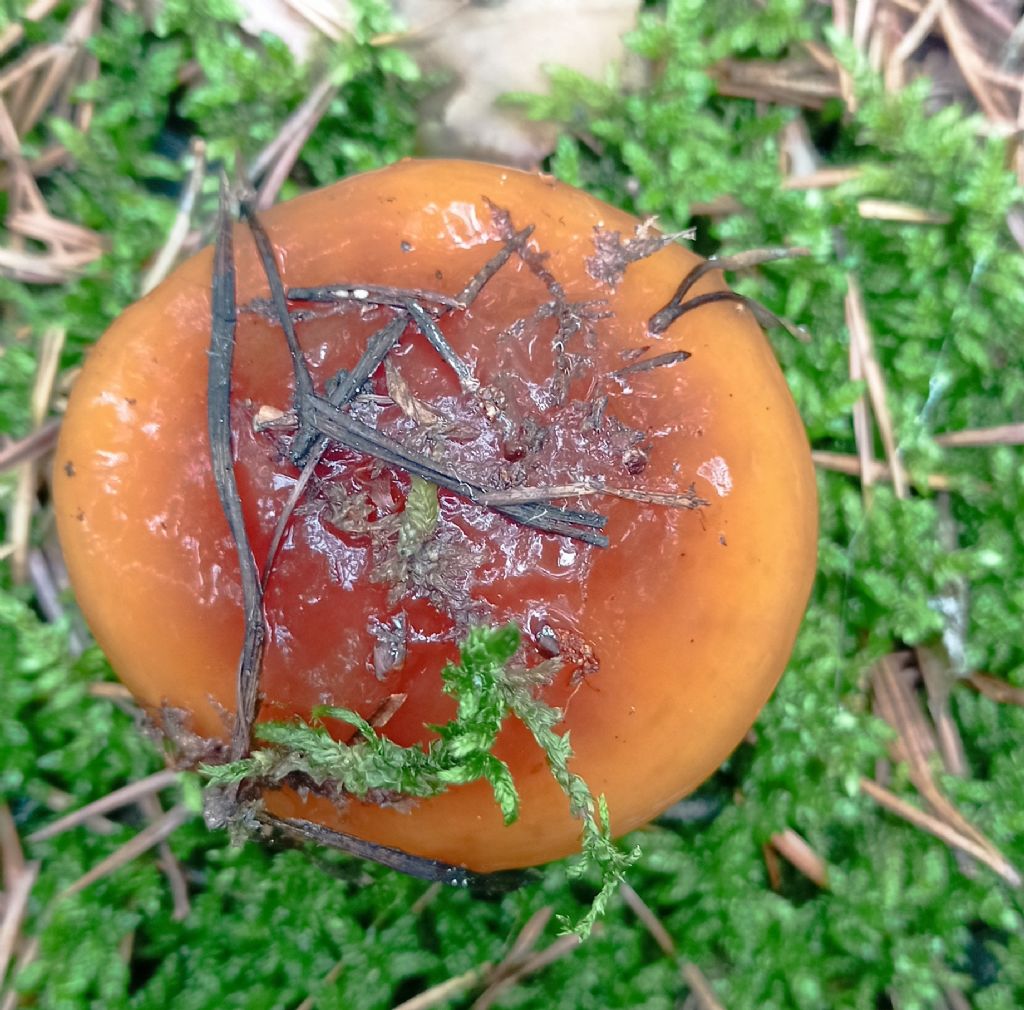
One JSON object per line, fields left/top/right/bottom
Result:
{"left": 394, "top": 0, "right": 643, "bottom": 164}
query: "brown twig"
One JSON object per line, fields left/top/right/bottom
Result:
{"left": 934, "top": 423, "right": 1024, "bottom": 447}
{"left": 293, "top": 958, "right": 346, "bottom": 1010}
{"left": 256, "top": 75, "right": 338, "bottom": 210}
{"left": 0, "top": 420, "right": 60, "bottom": 475}
{"left": 856, "top": 198, "right": 952, "bottom": 224}
{"left": 469, "top": 933, "right": 586, "bottom": 1010}
{"left": 917, "top": 646, "right": 969, "bottom": 780}
{"left": 872, "top": 656, "right": 992, "bottom": 855}
{"left": 252, "top": 812, "right": 528, "bottom": 891}
{"left": 649, "top": 248, "right": 809, "bottom": 336}
{"left": 392, "top": 965, "right": 493, "bottom": 1010}
{"left": 859, "top": 777, "right": 1022, "bottom": 886}
{"left": 38, "top": 787, "right": 118, "bottom": 836}
{"left": 811, "top": 450, "right": 951, "bottom": 491}
{"left": 137, "top": 795, "right": 191, "bottom": 922}
{"left": 0, "top": 863, "right": 38, "bottom": 989}
{"left": 967, "top": 673, "right": 1024, "bottom": 707}
{"left": 305, "top": 394, "right": 611, "bottom": 545}
{"left": 28, "top": 769, "right": 181, "bottom": 843}
{"left": 249, "top": 74, "right": 336, "bottom": 183}
{"left": 845, "top": 275, "right": 907, "bottom": 500}
{"left": 769, "top": 829, "right": 829, "bottom": 888}
{"left": 938, "top": 1, "right": 1015, "bottom": 124}
{"left": 619, "top": 882, "right": 675, "bottom": 956}
{"left": 209, "top": 178, "right": 266, "bottom": 761}
{"left": 241, "top": 203, "right": 319, "bottom": 465}
{"left": 260, "top": 312, "right": 410, "bottom": 588}
{"left": 681, "top": 963, "right": 729, "bottom": 1010}
{"left": 57, "top": 805, "right": 191, "bottom": 901}
{"left": 469, "top": 906, "right": 555, "bottom": 1010}
{"left": 619, "top": 883, "right": 729, "bottom": 1009}
{"left": 0, "top": 805, "right": 24, "bottom": 892}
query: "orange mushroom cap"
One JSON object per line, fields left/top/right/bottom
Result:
{"left": 54, "top": 159, "right": 817, "bottom": 871}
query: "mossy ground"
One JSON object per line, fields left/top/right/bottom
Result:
{"left": 2, "top": 1, "right": 1023, "bottom": 1007}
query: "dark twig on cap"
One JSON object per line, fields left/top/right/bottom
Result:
{"left": 209, "top": 179, "right": 266, "bottom": 760}
{"left": 649, "top": 247, "right": 809, "bottom": 335}
{"left": 240, "top": 203, "right": 319, "bottom": 465}
{"left": 254, "top": 812, "right": 532, "bottom": 892}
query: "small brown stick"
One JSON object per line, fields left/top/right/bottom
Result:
{"left": 469, "top": 906, "right": 554, "bottom": 1010}
{"left": 783, "top": 166, "right": 861, "bottom": 190}
{"left": 0, "top": 44, "right": 54, "bottom": 94}
{"left": 857, "top": 199, "right": 952, "bottom": 224}
{"left": 0, "top": 420, "right": 60, "bottom": 474}
{"left": 38, "top": 787, "right": 118, "bottom": 836}
{"left": 87, "top": 682, "right": 134, "bottom": 702}
{"left": 873, "top": 656, "right": 992, "bottom": 854}
{"left": 403, "top": 298, "right": 478, "bottom": 393}
{"left": 846, "top": 275, "right": 907, "bottom": 499}
{"left": 499, "top": 907, "right": 554, "bottom": 967}
{"left": 934, "top": 423, "right": 1024, "bottom": 447}
{"left": 0, "top": 806, "right": 26, "bottom": 894}
{"left": 811, "top": 450, "right": 952, "bottom": 491}
{"left": 0, "top": 935, "right": 39, "bottom": 1010}
{"left": 28, "top": 769, "right": 180, "bottom": 843}
{"left": 469, "top": 931, "right": 586, "bottom": 1010}
{"left": 769, "top": 828, "right": 829, "bottom": 888}
{"left": 832, "top": 0, "right": 857, "bottom": 109}
{"left": 248, "top": 73, "right": 337, "bottom": 183}
{"left": 260, "top": 312, "right": 410, "bottom": 588}
{"left": 140, "top": 138, "right": 208, "bottom": 295}
{"left": 241, "top": 204, "right": 318, "bottom": 465}
{"left": 392, "top": 965, "right": 493, "bottom": 1010}
{"left": 648, "top": 248, "right": 810, "bottom": 336}
{"left": 0, "top": 860, "right": 39, "bottom": 992}
{"left": 860, "top": 777, "right": 1022, "bottom": 886}
{"left": 305, "top": 394, "right": 610, "bottom": 545}
{"left": 763, "top": 841, "right": 783, "bottom": 890}
{"left": 889, "top": 0, "right": 947, "bottom": 81}
{"left": 367, "top": 693, "right": 407, "bottom": 729}
{"left": 711, "top": 57, "right": 840, "bottom": 109}
{"left": 137, "top": 794, "right": 190, "bottom": 921}
{"left": 286, "top": 284, "right": 464, "bottom": 312}
{"left": 477, "top": 482, "right": 707, "bottom": 511}
{"left": 619, "top": 881, "right": 676, "bottom": 956}
{"left": 853, "top": 0, "right": 878, "bottom": 53}
{"left": 10, "top": 0, "right": 98, "bottom": 137}
{"left": 57, "top": 805, "right": 191, "bottom": 901}
{"left": 619, "top": 882, "right": 728, "bottom": 1009}
{"left": 938, "top": 2, "right": 1015, "bottom": 124}
{"left": 209, "top": 178, "right": 266, "bottom": 760}
{"left": 847, "top": 313, "right": 876, "bottom": 506}
{"left": 256, "top": 75, "right": 338, "bottom": 210}
{"left": 681, "top": 963, "right": 729, "bottom": 1010}
{"left": 944, "top": 985, "right": 973, "bottom": 1010}
{"left": 967, "top": 673, "right": 1024, "bottom": 707}
{"left": 25, "top": 549, "right": 66, "bottom": 633}
{"left": 252, "top": 812, "right": 528, "bottom": 892}
{"left": 917, "top": 646, "right": 969, "bottom": 779}
{"left": 456, "top": 225, "right": 534, "bottom": 308}
{"left": 409, "top": 881, "right": 443, "bottom": 916}
{"left": 613, "top": 350, "right": 691, "bottom": 378}
{"left": 293, "top": 958, "right": 346, "bottom": 1010}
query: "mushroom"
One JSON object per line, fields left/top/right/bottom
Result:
{"left": 54, "top": 160, "right": 817, "bottom": 872}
